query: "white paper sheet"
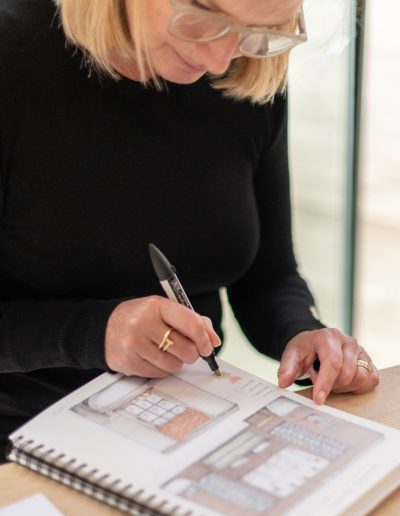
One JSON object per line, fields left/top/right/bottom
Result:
{"left": 0, "top": 494, "right": 63, "bottom": 516}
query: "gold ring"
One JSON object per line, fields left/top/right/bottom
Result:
{"left": 357, "top": 359, "right": 370, "bottom": 372}
{"left": 159, "top": 328, "right": 175, "bottom": 351}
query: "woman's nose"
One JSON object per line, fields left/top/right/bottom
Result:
{"left": 196, "top": 33, "right": 241, "bottom": 75}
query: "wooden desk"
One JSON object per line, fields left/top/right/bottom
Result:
{"left": 0, "top": 366, "right": 399, "bottom": 515}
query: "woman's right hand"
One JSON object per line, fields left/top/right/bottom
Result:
{"left": 104, "top": 296, "right": 221, "bottom": 377}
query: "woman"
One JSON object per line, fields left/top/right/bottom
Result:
{"left": 0, "top": 0, "right": 378, "bottom": 462}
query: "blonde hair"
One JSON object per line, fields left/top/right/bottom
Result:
{"left": 55, "top": 0, "right": 294, "bottom": 103}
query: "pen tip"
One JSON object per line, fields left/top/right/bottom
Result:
{"left": 214, "top": 369, "right": 222, "bottom": 377}
{"left": 148, "top": 243, "right": 173, "bottom": 281}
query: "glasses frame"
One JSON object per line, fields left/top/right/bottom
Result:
{"left": 169, "top": 0, "right": 307, "bottom": 58}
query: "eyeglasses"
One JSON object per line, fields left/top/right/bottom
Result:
{"left": 168, "top": 0, "right": 307, "bottom": 58}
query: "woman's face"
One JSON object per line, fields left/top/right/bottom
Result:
{"left": 125, "top": 0, "right": 303, "bottom": 84}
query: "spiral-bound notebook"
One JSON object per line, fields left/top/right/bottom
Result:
{"left": 7, "top": 359, "right": 400, "bottom": 515}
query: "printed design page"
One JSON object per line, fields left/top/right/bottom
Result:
{"left": 8, "top": 360, "right": 280, "bottom": 488}
{"left": 163, "top": 394, "right": 383, "bottom": 515}
{"left": 8, "top": 359, "right": 400, "bottom": 516}
{"left": 71, "top": 375, "right": 239, "bottom": 452}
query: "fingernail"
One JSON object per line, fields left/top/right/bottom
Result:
{"left": 316, "top": 390, "right": 326, "bottom": 404}
{"left": 278, "top": 368, "right": 294, "bottom": 380}
{"left": 277, "top": 371, "right": 289, "bottom": 387}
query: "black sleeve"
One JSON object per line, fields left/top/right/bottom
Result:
{"left": 0, "top": 296, "right": 122, "bottom": 373}
{"left": 227, "top": 95, "right": 325, "bottom": 361}
{"left": 0, "top": 2, "right": 121, "bottom": 374}
{"left": 1, "top": 141, "right": 119, "bottom": 375}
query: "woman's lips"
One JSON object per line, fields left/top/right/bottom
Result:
{"left": 174, "top": 49, "right": 206, "bottom": 73}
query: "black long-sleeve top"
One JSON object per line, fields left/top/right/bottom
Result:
{"left": 0, "top": 0, "right": 323, "bottom": 460}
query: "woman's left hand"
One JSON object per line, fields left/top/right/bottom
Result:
{"left": 277, "top": 328, "right": 379, "bottom": 404}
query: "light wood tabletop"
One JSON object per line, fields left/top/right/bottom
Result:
{"left": 0, "top": 366, "right": 399, "bottom": 515}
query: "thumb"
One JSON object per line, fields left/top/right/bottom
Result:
{"left": 277, "top": 361, "right": 299, "bottom": 388}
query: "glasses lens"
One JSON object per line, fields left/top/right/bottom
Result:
{"left": 240, "top": 33, "right": 296, "bottom": 57}
{"left": 169, "top": 12, "right": 229, "bottom": 42}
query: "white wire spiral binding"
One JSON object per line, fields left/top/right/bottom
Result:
{"left": 8, "top": 435, "right": 194, "bottom": 516}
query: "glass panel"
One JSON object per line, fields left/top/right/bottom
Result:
{"left": 221, "top": 0, "right": 358, "bottom": 379}
{"left": 355, "top": 0, "right": 400, "bottom": 368}
{"left": 289, "top": 0, "right": 356, "bottom": 330}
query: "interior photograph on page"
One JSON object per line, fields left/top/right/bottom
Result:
{"left": 71, "top": 376, "right": 238, "bottom": 453}
{"left": 164, "top": 396, "right": 383, "bottom": 515}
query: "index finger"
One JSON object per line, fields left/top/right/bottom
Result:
{"left": 160, "top": 298, "right": 215, "bottom": 357}
{"left": 312, "top": 345, "right": 343, "bottom": 404}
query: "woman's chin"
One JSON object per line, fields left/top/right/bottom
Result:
{"left": 155, "top": 65, "right": 206, "bottom": 85}
{"left": 152, "top": 48, "right": 207, "bottom": 84}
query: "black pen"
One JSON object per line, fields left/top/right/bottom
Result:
{"left": 149, "top": 243, "right": 221, "bottom": 376}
